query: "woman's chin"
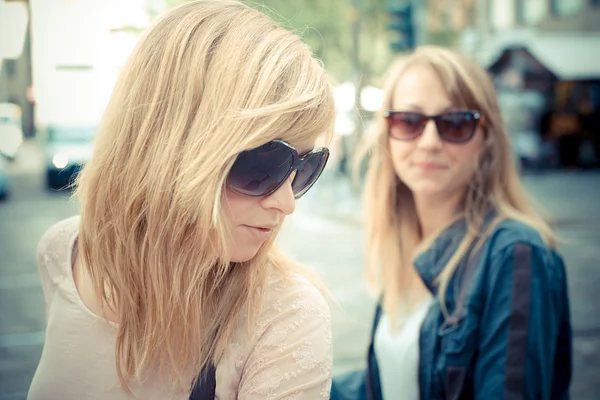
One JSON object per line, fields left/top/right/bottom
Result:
{"left": 408, "top": 182, "right": 448, "bottom": 197}
{"left": 229, "top": 245, "right": 263, "bottom": 263}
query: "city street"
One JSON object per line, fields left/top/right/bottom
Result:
{"left": 1, "top": 142, "right": 600, "bottom": 399}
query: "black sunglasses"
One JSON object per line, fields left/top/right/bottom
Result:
{"left": 384, "top": 110, "right": 482, "bottom": 143}
{"left": 227, "top": 140, "right": 330, "bottom": 199}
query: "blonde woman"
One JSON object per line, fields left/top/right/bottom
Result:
{"left": 28, "top": 1, "right": 335, "bottom": 399}
{"left": 332, "top": 46, "right": 572, "bottom": 400}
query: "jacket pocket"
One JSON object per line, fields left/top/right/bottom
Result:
{"left": 437, "top": 316, "right": 477, "bottom": 355}
{"left": 437, "top": 317, "right": 478, "bottom": 400}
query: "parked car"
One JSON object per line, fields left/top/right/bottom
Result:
{"left": 0, "top": 102, "right": 24, "bottom": 160}
{"left": 41, "top": 125, "right": 96, "bottom": 190}
{"left": 0, "top": 155, "right": 9, "bottom": 199}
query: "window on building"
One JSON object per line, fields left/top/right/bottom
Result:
{"left": 551, "top": 0, "right": 584, "bottom": 16}
{"left": 521, "top": 0, "right": 549, "bottom": 25}
{"left": 491, "top": 0, "right": 517, "bottom": 30}
{"left": 5, "top": 60, "right": 16, "bottom": 78}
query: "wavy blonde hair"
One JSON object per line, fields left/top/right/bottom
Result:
{"left": 75, "top": 0, "right": 335, "bottom": 393}
{"left": 357, "top": 46, "right": 555, "bottom": 321}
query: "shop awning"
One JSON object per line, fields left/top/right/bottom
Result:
{"left": 478, "top": 30, "right": 600, "bottom": 81}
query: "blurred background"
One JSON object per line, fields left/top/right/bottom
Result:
{"left": 0, "top": 0, "right": 599, "bottom": 398}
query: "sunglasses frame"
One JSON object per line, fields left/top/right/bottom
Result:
{"left": 384, "top": 110, "right": 482, "bottom": 144}
{"left": 227, "top": 139, "right": 330, "bottom": 199}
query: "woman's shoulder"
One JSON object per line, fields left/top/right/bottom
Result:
{"left": 486, "top": 218, "right": 551, "bottom": 257}
{"left": 37, "top": 215, "right": 80, "bottom": 282}
{"left": 482, "top": 218, "right": 565, "bottom": 283}
{"left": 260, "top": 268, "right": 331, "bottom": 326}
{"left": 226, "top": 267, "right": 333, "bottom": 398}
{"left": 244, "top": 266, "right": 332, "bottom": 350}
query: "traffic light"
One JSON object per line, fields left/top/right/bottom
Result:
{"left": 386, "top": 3, "right": 414, "bottom": 52}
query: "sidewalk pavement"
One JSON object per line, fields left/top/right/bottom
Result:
{"left": 6, "top": 139, "right": 44, "bottom": 174}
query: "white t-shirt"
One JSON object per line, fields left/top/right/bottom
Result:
{"left": 374, "top": 296, "right": 434, "bottom": 400}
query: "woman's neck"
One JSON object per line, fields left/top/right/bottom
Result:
{"left": 73, "top": 250, "right": 120, "bottom": 323}
{"left": 413, "top": 190, "right": 463, "bottom": 240}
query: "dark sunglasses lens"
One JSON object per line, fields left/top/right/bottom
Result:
{"left": 388, "top": 112, "right": 427, "bottom": 140}
{"left": 291, "top": 150, "right": 329, "bottom": 199}
{"left": 437, "top": 112, "right": 478, "bottom": 142}
{"left": 228, "top": 142, "right": 293, "bottom": 196}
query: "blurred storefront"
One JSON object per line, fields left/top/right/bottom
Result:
{"left": 480, "top": 32, "right": 600, "bottom": 168}
{"left": 442, "top": 0, "right": 600, "bottom": 168}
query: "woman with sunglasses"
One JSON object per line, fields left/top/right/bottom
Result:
{"left": 28, "top": 1, "right": 335, "bottom": 399}
{"left": 332, "top": 46, "right": 572, "bottom": 399}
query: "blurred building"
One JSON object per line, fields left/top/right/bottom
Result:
{"left": 28, "top": 0, "right": 147, "bottom": 131}
{"left": 1, "top": 0, "right": 150, "bottom": 139}
{"left": 425, "top": 0, "right": 600, "bottom": 50}
{"left": 0, "top": 0, "right": 34, "bottom": 138}
{"left": 425, "top": 0, "right": 600, "bottom": 167}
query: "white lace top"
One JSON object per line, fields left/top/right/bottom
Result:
{"left": 27, "top": 216, "right": 333, "bottom": 400}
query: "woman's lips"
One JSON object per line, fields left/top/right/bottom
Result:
{"left": 414, "top": 162, "right": 447, "bottom": 172}
{"left": 244, "top": 225, "right": 274, "bottom": 242}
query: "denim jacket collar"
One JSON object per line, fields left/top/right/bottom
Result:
{"left": 414, "top": 211, "right": 495, "bottom": 295}
{"left": 413, "top": 218, "right": 467, "bottom": 295}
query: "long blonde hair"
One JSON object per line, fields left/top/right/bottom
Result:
{"left": 357, "top": 46, "right": 555, "bottom": 321}
{"left": 75, "top": 0, "right": 335, "bottom": 393}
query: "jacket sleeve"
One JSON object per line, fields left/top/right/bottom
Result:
{"left": 473, "top": 242, "right": 571, "bottom": 399}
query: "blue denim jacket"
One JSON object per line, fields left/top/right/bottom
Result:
{"left": 364, "top": 218, "right": 572, "bottom": 400}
